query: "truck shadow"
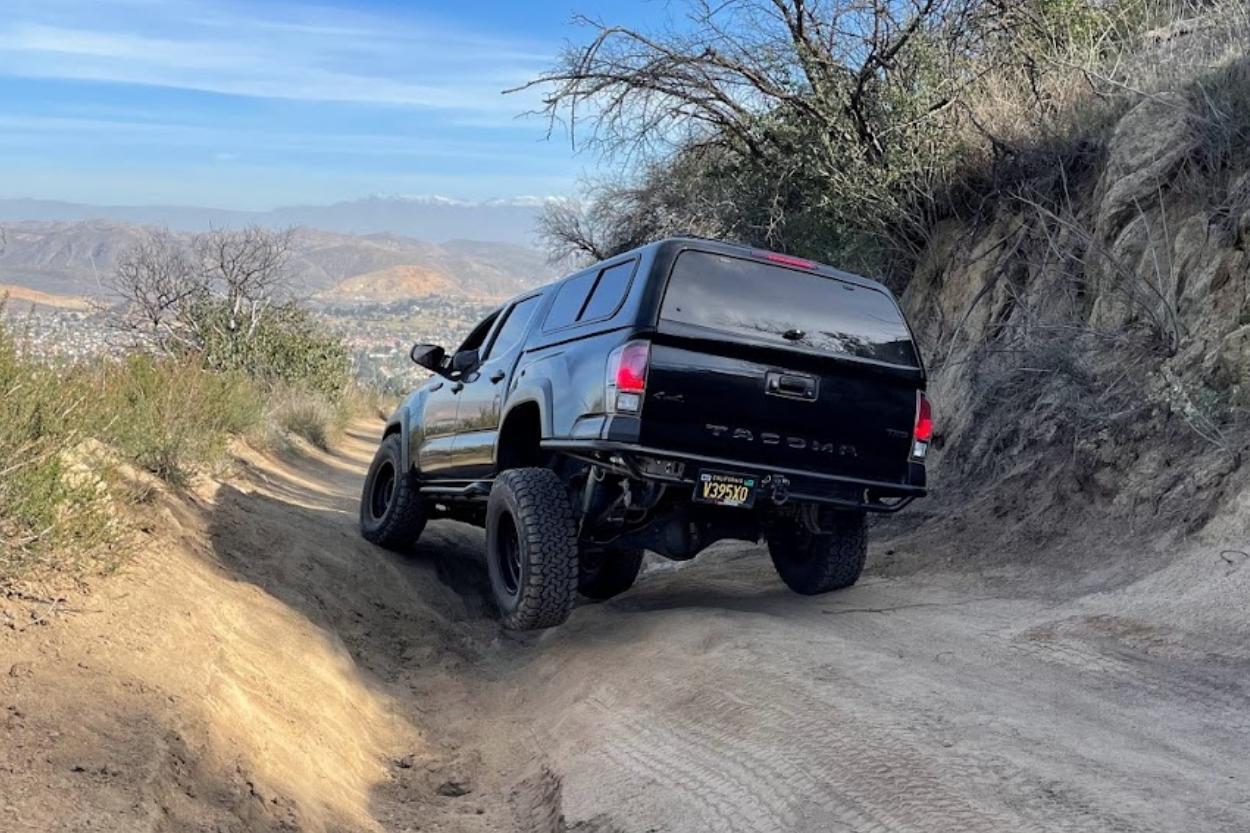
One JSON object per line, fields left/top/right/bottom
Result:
{"left": 198, "top": 463, "right": 629, "bottom": 830}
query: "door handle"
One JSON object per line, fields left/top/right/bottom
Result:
{"left": 778, "top": 376, "right": 813, "bottom": 395}
{"left": 489, "top": 370, "right": 506, "bottom": 384}
{"left": 765, "top": 371, "right": 818, "bottom": 401}
{"left": 450, "top": 382, "right": 464, "bottom": 393}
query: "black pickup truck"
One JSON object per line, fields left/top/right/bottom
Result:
{"left": 361, "top": 238, "right": 931, "bottom": 629}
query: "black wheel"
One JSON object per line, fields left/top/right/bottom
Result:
{"left": 578, "top": 547, "right": 645, "bottom": 600}
{"left": 767, "top": 512, "right": 867, "bottom": 595}
{"left": 485, "top": 468, "right": 579, "bottom": 630}
{"left": 360, "top": 433, "right": 426, "bottom": 551}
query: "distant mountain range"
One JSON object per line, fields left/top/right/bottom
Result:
{"left": 0, "top": 194, "right": 550, "bottom": 248}
{"left": 0, "top": 219, "right": 558, "bottom": 303}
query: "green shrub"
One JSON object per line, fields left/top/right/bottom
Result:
{"left": 0, "top": 325, "right": 114, "bottom": 577}
{"left": 0, "top": 321, "right": 268, "bottom": 580}
{"left": 91, "top": 355, "right": 264, "bottom": 484}
{"left": 193, "top": 300, "right": 350, "bottom": 397}
{"left": 0, "top": 295, "right": 373, "bottom": 582}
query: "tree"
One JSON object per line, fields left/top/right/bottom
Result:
{"left": 108, "top": 225, "right": 346, "bottom": 391}
{"left": 193, "top": 226, "right": 293, "bottom": 339}
{"left": 107, "top": 230, "right": 203, "bottom": 350}
{"left": 515, "top": 0, "right": 985, "bottom": 274}
{"left": 110, "top": 226, "right": 293, "bottom": 350}
{"left": 538, "top": 148, "right": 746, "bottom": 264}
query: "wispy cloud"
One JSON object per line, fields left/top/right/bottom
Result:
{"left": 0, "top": 0, "right": 581, "bottom": 207}
{"left": 0, "top": 0, "right": 548, "bottom": 112}
{"left": 0, "top": 112, "right": 562, "bottom": 163}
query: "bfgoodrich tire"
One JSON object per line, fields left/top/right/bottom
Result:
{"left": 578, "top": 547, "right": 645, "bottom": 600}
{"left": 360, "top": 433, "right": 426, "bottom": 551}
{"left": 485, "top": 468, "right": 580, "bottom": 630}
{"left": 767, "top": 512, "right": 867, "bottom": 595}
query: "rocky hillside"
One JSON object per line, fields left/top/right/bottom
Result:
{"left": 898, "top": 71, "right": 1250, "bottom": 558}
{"left": 0, "top": 221, "right": 557, "bottom": 302}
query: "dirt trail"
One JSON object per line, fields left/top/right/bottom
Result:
{"left": 3, "top": 421, "right": 1249, "bottom": 832}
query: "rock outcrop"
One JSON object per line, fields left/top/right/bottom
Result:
{"left": 902, "top": 67, "right": 1249, "bottom": 533}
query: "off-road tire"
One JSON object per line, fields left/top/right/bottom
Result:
{"left": 578, "top": 547, "right": 645, "bottom": 600}
{"left": 485, "top": 467, "right": 579, "bottom": 630}
{"left": 767, "top": 512, "right": 867, "bottom": 595}
{"left": 360, "top": 433, "right": 426, "bottom": 551}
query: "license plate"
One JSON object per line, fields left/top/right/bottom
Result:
{"left": 693, "top": 471, "right": 758, "bottom": 508}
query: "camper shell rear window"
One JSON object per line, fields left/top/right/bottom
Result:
{"left": 660, "top": 250, "right": 919, "bottom": 367}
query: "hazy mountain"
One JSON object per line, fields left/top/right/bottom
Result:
{"left": 0, "top": 195, "right": 549, "bottom": 247}
{"left": 270, "top": 196, "right": 547, "bottom": 245}
{"left": 0, "top": 221, "right": 152, "bottom": 296}
{"left": 0, "top": 220, "right": 558, "bottom": 302}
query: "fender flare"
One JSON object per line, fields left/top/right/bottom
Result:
{"left": 383, "top": 393, "right": 422, "bottom": 475}
{"left": 500, "top": 380, "right": 555, "bottom": 439}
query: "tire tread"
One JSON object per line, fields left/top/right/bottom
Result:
{"left": 489, "top": 467, "right": 579, "bottom": 630}
{"left": 360, "top": 434, "right": 426, "bottom": 551}
{"left": 767, "top": 513, "right": 867, "bottom": 595}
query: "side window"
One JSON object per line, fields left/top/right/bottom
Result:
{"left": 457, "top": 309, "right": 501, "bottom": 353}
{"left": 580, "top": 260, "right": 635, "bottom": 322}
{"left": 482, "top": 296, "right": 539, "bottom": 360}
{"left": 542, "top": 270, "right": 597, "bottom": 331}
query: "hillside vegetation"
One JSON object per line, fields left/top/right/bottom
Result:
{"left": 0, "top": 226, "right": 368, "bottom": 582}
{"left": 527, "top": 0, "right": 1250, "bottom": 546}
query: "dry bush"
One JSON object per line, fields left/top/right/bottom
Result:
{"left": 527, "top": 0, "right": 1250, "bottom": 280}
{"left": 263, "top": 382, "right": 385, "bottom": 452}
{"left": 1190, "top": 53, "right": 1250, "bottom": 176}
{"left": 955, "top": 0, "right": 1250, "bottom": 190}
{"left": 265, "top": 388, "right": 339, "bottom": 451}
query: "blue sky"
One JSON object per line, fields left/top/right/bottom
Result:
{"left": 0, "top": 0, "right": 659, "bottom": 209}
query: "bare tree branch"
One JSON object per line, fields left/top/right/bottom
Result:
{"left": 107, "top": 225, "right": 295, "bottom": 354}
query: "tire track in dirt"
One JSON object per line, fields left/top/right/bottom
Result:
{"left": 1003, "top": 619, "right": 1250, "bottom": 736}
{"left": 561, "top": 677, "right": 1015, "bottom": 833}
{"left": 498, "top": 552, "right": 1244, "bottom": 833}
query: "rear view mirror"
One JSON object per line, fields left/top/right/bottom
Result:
{"left": 410, "top": 343, "right": 447, "bottom": 374}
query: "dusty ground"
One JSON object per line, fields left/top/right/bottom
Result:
{"left": 3, "top": 421, "right": 1249, "bottom": 832}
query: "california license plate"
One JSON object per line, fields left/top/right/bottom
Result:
{"left": 693, "top": 471, "right": 758, "bottom": 508}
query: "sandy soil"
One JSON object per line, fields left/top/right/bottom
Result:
{"left": 3, "top": 421, "right": 1248, "bottom": 832}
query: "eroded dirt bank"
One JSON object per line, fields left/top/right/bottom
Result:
{"left": 3, "top": 422, "right": 1249, "bottom": 832}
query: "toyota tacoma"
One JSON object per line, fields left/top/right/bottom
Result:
{"left": 360, "top": 238, "right": 931, "bottom": 629}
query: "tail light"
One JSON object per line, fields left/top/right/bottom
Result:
{"left": 912, "top": 391, "right": 933, "bottom": 460}
{"left": 606, "top": 340, "right": 650, "bottom": 414}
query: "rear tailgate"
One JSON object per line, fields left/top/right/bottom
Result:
{"left": 640, "top": 249, "right": 923, "bottom": 486}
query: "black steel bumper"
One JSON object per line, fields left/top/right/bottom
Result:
{"left": 542, "top": 439, "right": 926, "bottom": 513}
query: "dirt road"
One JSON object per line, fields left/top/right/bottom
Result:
{"left": 4, "top": 421, "right": 1248, "bottom": 832}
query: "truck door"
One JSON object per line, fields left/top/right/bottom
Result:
{"left": 446, "top": 294, "right": 542, "bottom": 479}
{"left": 415, "top": 308, "right": 500, "bottom": 476}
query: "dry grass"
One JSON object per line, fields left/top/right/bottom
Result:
{"left": 0, "top": 318, "right": 375, "bottom": 583}
{"left": 950, "top": 0, "right": 1250, "bottom": 206}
